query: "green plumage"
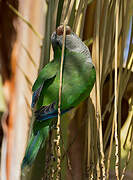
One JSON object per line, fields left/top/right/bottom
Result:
{"left": 35, "top": 49, "right": 95, "bottom": 110}
{"left": 22, "top": 27, "right": 96, "bottom": 170}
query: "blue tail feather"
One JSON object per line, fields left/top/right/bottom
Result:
{"left": 21, "top": 126, "right": 49, "bottom": 170}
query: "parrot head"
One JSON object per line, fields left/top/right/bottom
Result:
{"left": 51, "top": 25, "right": 91, "bottom": 62}
{"left": 51, "top": 25, "right": 72, "bottom": 50}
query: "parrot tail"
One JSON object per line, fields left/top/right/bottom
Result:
{"left": 21, "top": 126, "right": 49, "bottom": 170}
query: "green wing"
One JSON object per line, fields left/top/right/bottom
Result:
{"left": 32, "top": 60, "right": 58, "bottom": 92}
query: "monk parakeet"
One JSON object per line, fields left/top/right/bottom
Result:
{"left": 22, "top": 25, "right": 96, "bottom": 169}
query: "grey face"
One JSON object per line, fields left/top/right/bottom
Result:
{"left": 51, "top": 31, "right": 78, "bottom": 49}
{"left": 51, "top": 25, "right": 92, "bottom": 62}
{"left": 51, "top": 25, "right": 72, "bottom": 50}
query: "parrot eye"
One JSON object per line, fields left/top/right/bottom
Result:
{"left": 56, "top": 25, "right": 72, "bottom": 36}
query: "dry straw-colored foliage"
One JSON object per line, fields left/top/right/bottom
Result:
{"left": 0, "top": 0, "right": 132, "bottom": 180}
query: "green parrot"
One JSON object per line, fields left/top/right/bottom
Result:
{"left": 22, "top": 25, "right": 96, "bottom": 169}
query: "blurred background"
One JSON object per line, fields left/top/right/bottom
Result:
{"left": 0, "top": 0, "right": 133, "bottom": 179}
